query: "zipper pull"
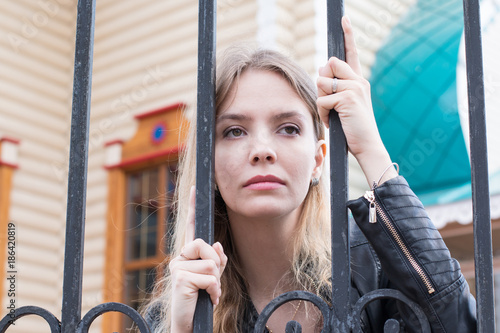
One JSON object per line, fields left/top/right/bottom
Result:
{"left": 364, "top": 190, "right": 377, "bottom": 223}
{"left": 369, "top": 201, "right": 377, "bottom": 223}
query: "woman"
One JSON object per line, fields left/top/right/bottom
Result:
{"left": 144, "top": 17, "right": 476, "bottom": 332}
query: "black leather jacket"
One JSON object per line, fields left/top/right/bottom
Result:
{"left": 240, "top": 176, "right": 476, "bottom": 332}
{"left": 346, "top": 176, "right": 476, "bottom": 332}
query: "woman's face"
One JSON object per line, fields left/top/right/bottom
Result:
{"left": 215, "top": 69, "right": 325, "bottom": 221}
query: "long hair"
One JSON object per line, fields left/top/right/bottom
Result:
{"left": 143, "top": 46, "right": 331, "bottom": 332}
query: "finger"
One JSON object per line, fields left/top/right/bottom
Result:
{"left": 319, "top": 57, "right": 358, "bottom": 82}
{"left": 317, "top": 77, "right": 346, "bottom": 97}
{"left": 181, "top": 238, "right": 222, "bottom": 268}
{"left": 171, "top": 258, "right": 222, "bottom": 278}
{"left": 316, "top": 92, "right": 352, "bottom": 127}
{"left": 317, "top": 96, "right": 333, "bottom": 128}
{"left": 213, "top": 242, "right": 228, "bottom": 275}
{"left": 342, "top": 16, "right": 363, "bottom": 76}
{"left": 173, "top": 270, "right": 221, "bottom": 305}
{"left": 318, "top": 61, "right": 334, "bottom": 78}
{"left": 317, "top": 95, "right": 336, "bottom": 128}
{"left": 185, "top": 185, "right": 196, "bottom": 245}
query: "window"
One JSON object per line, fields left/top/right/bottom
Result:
{"left": 122, "top": 163, "right": 177, "bottom": 329}
{"left": 102, "top": 103, "right": 187, "bottom": 332}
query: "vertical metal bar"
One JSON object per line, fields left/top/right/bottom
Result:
{"left": 462, "top": 0, "right": 495, "bottom": 331}
{"left": 193, "top": 0, "right": 216, "bottom": 332}
{"left": 326, "top": 0, "right": 348, "bottom": 331}
{"left": 60, "top": 0, "right": 96, "bottom": 332}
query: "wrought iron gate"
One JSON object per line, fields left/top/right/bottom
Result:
{"left": 0, "top": 0, "right": 495, "bottom": 332}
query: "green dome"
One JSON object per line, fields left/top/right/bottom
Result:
{"left": 370, "top": 0, "right": 471, "bottom": 204}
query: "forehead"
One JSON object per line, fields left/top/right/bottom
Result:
{"left": 218, "top": 69, "right": 311, "bottom": 119}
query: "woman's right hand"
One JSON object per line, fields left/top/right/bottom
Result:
{"left": 169, "top": 186, "right": 228, "bottom": 333}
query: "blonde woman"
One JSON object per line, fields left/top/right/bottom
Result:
{"left": 144, "top": 17, "right": 476, "bottom": 332}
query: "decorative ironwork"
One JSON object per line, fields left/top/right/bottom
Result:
{"left": 253, "top": 289, "right": 432, "bottom": 333}
{"left": 0, "top": 303, "right": 151, "bottom": 333}
{"left": 0, "top": 306, "right": 61, "bottom": 333}
{"left": 77, "top": 303, "right": 150, "bottom": 333}
{"left": 351, "top": 289, "right": 431, "bottom": 333}
{"left": 254, "top": 291, "right": 332, "bottom": 332}
{"left": 0, "top": 0, "right": 494, "bottom": 332}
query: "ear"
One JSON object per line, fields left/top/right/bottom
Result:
{"left": 312, "top": 139, "right": 327, "bottom": 179}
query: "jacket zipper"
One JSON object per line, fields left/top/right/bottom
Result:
{"left": 364, "top": 188, "right": 436, "bottom": 295}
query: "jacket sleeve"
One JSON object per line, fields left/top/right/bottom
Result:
{"left": 347, "top": 176, "right": 477, "bottom": 333}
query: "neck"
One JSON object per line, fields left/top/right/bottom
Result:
{"left": 227, "top": 208, "right": 301, "bottom": 306}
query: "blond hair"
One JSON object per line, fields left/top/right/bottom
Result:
{"left": 144, "top": 46, "right": 331, "bottom": 332}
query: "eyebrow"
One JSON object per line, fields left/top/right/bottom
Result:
{"left": 272, "top": 111, "right": 307, "bottom": 122}
{"left": 217, "top": 110, "right": 307, "bottom": 122}
{"left": 216, "top": 113, "right": 250, "bottom": 122}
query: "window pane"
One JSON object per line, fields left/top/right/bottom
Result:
{"left": 128, "top": 173, "right": 142, "bottom": 203}
{"left": 147, "top": 231, "right": 157, "bottom": 257}
{"left": 129, "top": 231, "right": 140, "bottom": 261}
{"left": 123, "top": 267, "right": 157, "bottom": 331}
{"left": 123, "top": 163, "right": 178, "bottom": 329}
{"left": 148, "top": 168, "right": 160, "bottom": 199}
{"left": 126, "top": 167, "right": 159, "bottom": 260}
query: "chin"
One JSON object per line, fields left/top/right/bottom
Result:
{"left": 238, "top": 201, "right": 300, "bottom": 220}
{"left": 222, "top": 192, "right": 304, "bottom": 220}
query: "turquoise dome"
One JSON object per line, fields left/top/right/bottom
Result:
{"left": 370, "top": 0, "right": 471, "bottom": 204}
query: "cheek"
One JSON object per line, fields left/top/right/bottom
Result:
{"left": 215, "top": 147, "right": 241, "bottom": 187}
{"left": 293, "top": 164, "right": 315, "bottom": 194}
{"left": 286, "top": 146, "right": 316, "bottom": 177}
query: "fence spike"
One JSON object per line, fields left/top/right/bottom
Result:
{"left": 462, "top": 0, "right": 495, "bottom": 331}
{"left": 193, "top": 0, "right": 217, "bottom": 331}
{"left": 60, "top": 0, "right": 96, "bottom": 331}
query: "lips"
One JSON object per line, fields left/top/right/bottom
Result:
{"left": 243, "top": 175, "right": 285, "bottom": 188}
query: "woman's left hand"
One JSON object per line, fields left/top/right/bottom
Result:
{"left": 316, "top": 16, "right": 397, "bottom": 185}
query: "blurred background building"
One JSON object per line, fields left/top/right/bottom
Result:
{"left": 0, "top": 0, "right": 499, "bottom": 332}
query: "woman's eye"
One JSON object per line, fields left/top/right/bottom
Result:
{"left": 278, "top": 125, "right": 300, "bottom": 135}
{"left": 225, "top": 128, "right": 245, "bottom": 138}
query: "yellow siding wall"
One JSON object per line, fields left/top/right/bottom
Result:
{"left": 0, "top": 0, "right": 76, "bottom": 332}
{"left": 294, "top": 0, "right": 317, "bottom": 75}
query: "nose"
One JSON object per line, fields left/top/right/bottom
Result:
{"left": 249, "top": 136, "right": 277, "bottom": 164}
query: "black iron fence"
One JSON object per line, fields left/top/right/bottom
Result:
{"left": 0, "top": 0, "right": 495, "bottom": 332}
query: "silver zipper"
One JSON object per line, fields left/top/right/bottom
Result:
{"left": 364, "top": 190, "right": 377, "bottom": 223}
{"left": 364, "top": 189, "right": 436, "bottom": 295}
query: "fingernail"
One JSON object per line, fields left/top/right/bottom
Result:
{"left": 345, "top": 16, "right": 351, "bottom": 26}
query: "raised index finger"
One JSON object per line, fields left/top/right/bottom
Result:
{"left": 342, "top": 16, "right": 363, "bottom": 76}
